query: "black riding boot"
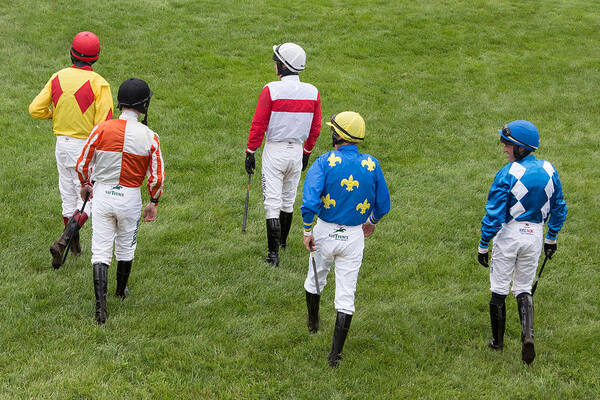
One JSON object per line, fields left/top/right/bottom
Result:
{"left": 265, "top": 218, "right": 281, "bottom": 266}
{"left": 328, "top": 312, "right": 353, "bottom": 367}
{"left": 489, "top": 292, "right": 506, "bottom": 350}
{"left": 50, "top": 216, "right": 80, "bottom": 269}
{"left": 517, "top": 293, "right": 535, "bottom": 364}
{"left": 306, "top": 290, "right": 320, "bottom": 333}
{"left": 279, "top": 211, "right": 293, "bottom": 249}
{"left": 116, "top": 260, "right": 132, "bottom": 299}
{"left": 93, "top": 263, "right": 108, "bottom": 324}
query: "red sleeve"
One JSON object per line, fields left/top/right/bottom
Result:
{"left": 246, "top": 86, "right": 272, "bottom": 152}
{"left": 303, "top": 92, "right": 322, "bottom": 154}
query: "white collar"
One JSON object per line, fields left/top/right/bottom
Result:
{"left": 281, "top": 75, "right": 300, "bottom": 82}
{"left": 119, "top": 109, "right": 140, "bottom": 121}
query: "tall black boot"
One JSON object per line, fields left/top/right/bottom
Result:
{"left": 50, "top": 217, "right": 80, "bottom": 269}
{"left": 489, "top": 292, "right": 506, "bottom": 350}
{"left": 517, "top": 293, "right": 535, "bottom": 365}
{"left": 328, "top": 312, "right": 353, "bottom": 367}
{"left": 116, "top": 260, "right": 132, "bottom": 299}
{"left": 279, "top": 211, "right": 293, "bottom": 249}
{"left": 265, "top": 218, "right": 280, "bottom": 266}
{"left": 93, "top": 263, "right": 108, "bottom": 324}
{"left": 306, "top": 290, "right": 320, "bottom": 333}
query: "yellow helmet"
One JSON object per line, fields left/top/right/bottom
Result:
{"left": 326, "top": 111, "right": 365, "bottom": 143}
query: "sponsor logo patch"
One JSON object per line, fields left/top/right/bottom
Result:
{"left": 329, "top": 226, "right": 348, "bottom": 241}
{"left": 519, "top": 223, "right": 534, "bottom": 235}
{"left": 328, "top": 232, "right": 349, "bottom": 241}
{"left": 105, "top": 184, "right": 124, "bottom": 197}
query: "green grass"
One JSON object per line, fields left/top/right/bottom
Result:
{"left": 1, "top": 0, "right": 599, "bottom": 398}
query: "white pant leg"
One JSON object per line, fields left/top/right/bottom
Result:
{"left": 304, "top": 220, "right": 364, "bottom": 314}
{"left": 332, "top": 226, "right": 364, "bottom": 315}
{"left": 91, "top": 183, "right": 141, "bottom": 265}
{"left": 490, "top": 221, "right": 543, "bottom": 296}
{"left": 91, "top": 185, "right": 117, "bottom": 265}
{"left": 512, "top": 223, "right": 544, "bottom": 296}
{"left": 489, "top": 230, "right": 516, "bottom": 296}
{"left": 114, "top": 191, "right": 142, "bottom": 262}
{"left": 280, "top": 146, "right": 302, "bottom": 213}
{"left": 55, "top": 137, "right": 91, "bottom": 217}
{"left": 262, "top": 142, "right": 302, "bottom": 219}
{"left": 262, "top": 144, "right": 284, "bottom": 219}
{"left": 304, "top": 221, "right": 334, "bottom": 294}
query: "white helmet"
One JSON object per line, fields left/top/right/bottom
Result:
{"left": 273, "top": 43, "right": 306, "bottom": 72}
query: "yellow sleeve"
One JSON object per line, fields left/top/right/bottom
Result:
{"left": 94, "top": 81, "right": 114, "bottom": 125}
{"left": 29, "top": 77, "right": 53, "bottom": 120}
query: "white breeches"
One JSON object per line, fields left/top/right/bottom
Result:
{"left": 490, "top": 220, "right": 544, "bottom": 297}
{"left": 261, "top": 141, "right": 302, "bottom": 219}
{"left": 304, "top": 219, "right": 365, "bottom": 315}
{"left": 55, "top": 136, "right": 91, "bottom": 217}
{"left": 91, "top": 182, "right": 142, "bottom": 265}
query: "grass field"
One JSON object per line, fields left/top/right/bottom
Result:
{"left": 1, "top": 0, "right": 599, "bottom": 398}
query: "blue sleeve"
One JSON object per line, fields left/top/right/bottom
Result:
{"left": 480, "top": 168, "right": 511, "bottom": 247}
{"left": 546, "top": 171, "right": 567, "bottom": 240}
{"left": 301, "top": 155, "right": 326, "bottom": 232}
{"left": 370, "top": 163, "right": 391, "bottom": 224}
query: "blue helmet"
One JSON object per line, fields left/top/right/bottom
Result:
{"left": 498, "top": 120, "right": 539, "bottom": 151}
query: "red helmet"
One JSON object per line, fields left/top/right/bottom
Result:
{"left": 71, "top": 31, "right": 100, "bottom": 62}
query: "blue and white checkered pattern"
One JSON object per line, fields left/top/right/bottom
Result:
{"left": 480, "top": 154, "right": 567, "bottom": 247}
{"left": 508, "top": 162, "right": 527, "bottom": 219}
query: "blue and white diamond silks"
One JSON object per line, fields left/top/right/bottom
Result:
{"left": 541, "top": 161, "right": 555, "bottom": 219}
{"left": 508, "top": 163, "right": 527, "bottom": 219}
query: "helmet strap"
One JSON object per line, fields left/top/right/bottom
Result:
{"left": 140, "top": 99, "right": 151, "bottom": 125}
{"left": 513, "top": 146, "right": 531, "bottom": 161}
{"left": 275, "top": 60, "right": 298, "bottom": 77}
{"left": 117, "top": 103, "right": 149, "bottom": 125}
{"left": 71, "top": 54, "right": 94, "bottom": 67}
{"left": 332, "top": 132, "right": 346, "bottom": 147}
{"left": 501, "top": 136, "right": 530, "bottom": 161}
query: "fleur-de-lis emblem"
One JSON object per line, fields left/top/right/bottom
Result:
{"left": 361, "top": 157, "right": 376, "bottom": 172}
{"left": 356, "top": 199, "right": 371, "bottom": 214}
{"left": 327, "top": 153, "right": 342, "bottom": 167}
{"left": 320, "top": 194, "right": 336, "bottom": 209}
{"left": 340, "top": 175, "right": 359, "bottom": 191}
